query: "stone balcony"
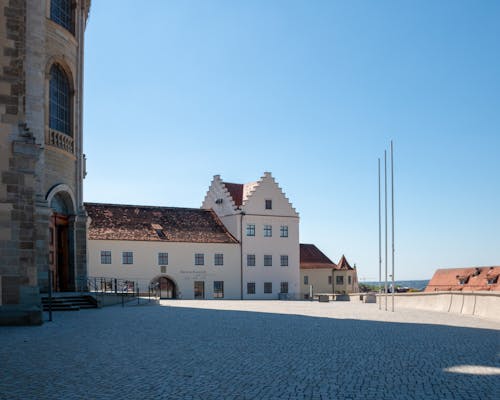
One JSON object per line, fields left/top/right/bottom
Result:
{"left": 47, "top": 129, "right": 74, "bottom": 154}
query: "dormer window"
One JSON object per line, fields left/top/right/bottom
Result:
{"left": 487, "top": 275, "right": 498, "bottom": 285}
{"left": 50, "top": 0, "right": 74, "bottom": 34}
{"left": 457, "top": 276, "right": 469, "bottom": 285}
{"left": 265, "top": 199, "right": 272, "bottom": 210}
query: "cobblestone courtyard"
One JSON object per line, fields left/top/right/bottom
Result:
{"left": 1, "top": 301, "right": 499, "bottom": 400}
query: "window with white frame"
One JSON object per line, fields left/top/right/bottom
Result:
{"left": 214, "top": 253, "right": 224, "bottom": 266}
{"left": 336, "top": 275, "right": 344, "bottom": 285}
{"left": 195, "top": 253, "right": 204, "bottom": 266}
{"left": 100, "top": 251, "right": 111, "bottom": 264}
{"left": 247, "top": 282, "right": 255, "bottom": 294}
{"left": 247, "top": 254, "right": 256, "bottom": 267}
{"left": 264, "top": 282, "right": 272, "bottom": 293}
{"left": 158, "top": 252, "right": 168, "bottom": 265}
{"left": 280, "top": 282, "right": 289, "bottom": 294}
{"left": 213, "top": 281, "right": 224, "bottom": 298}
{"left": 264, "top": 225, "right": 272, "bottom": 237}
{"left": 280, "top": 255, "right": 288, "bottom": 267}
{"left": 264, "top": 255, "right": 272, "bottom": 267}
{"left": 122, "top": 252, "right": 133, "bottom": 265}
{"left": 246, "top": 224, "right": 255, "bottom": 236}
{"left": 280, "top": 225, "right": 288, "bottom": 237}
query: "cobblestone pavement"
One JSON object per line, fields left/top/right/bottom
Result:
{"left": 1, "top": 301, "right": 499, "bottom": 400}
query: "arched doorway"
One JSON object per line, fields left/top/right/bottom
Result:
{"left": 48, "top": 190, "right": 75, "bottom": 292}
{"left": 152, "top": 276, "right": 177, "bottom": 299}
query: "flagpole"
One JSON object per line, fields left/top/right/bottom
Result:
{"left": 378, "top": 158, "right": 382, "bottom": 310}
{"left": 391, "top": 140, "right": 395, "bottom": 312}
{"left": 384, "top": 150, "right": 388, "bottom": 311}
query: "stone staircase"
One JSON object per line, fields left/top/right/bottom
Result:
{"left": 41, "top": 295, "right": 99, "bottom": 311}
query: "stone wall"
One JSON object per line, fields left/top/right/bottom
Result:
{"left": 0, "top": 0, "right": 91, "bottom": 325}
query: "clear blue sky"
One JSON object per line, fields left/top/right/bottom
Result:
{"left": 83, "top": 0, "right": 500, "bottom": 280}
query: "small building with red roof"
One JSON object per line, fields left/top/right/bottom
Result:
{"left": 300, "top": 244, "right": 358, "bottom": 298}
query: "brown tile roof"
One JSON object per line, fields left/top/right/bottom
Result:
{"left": 300, "top": 244, "right": 337, "bottom": 269}
{"left": 85, "top": 203, "right": 238, "bottom": 243}
{"left": 425, "top": 266, "right": 500, "bottom": 292}
{"left": 337, "top": 255, "right": 354, "bottom": 270}
{"left": 223, "top": 183, "right": 244, "bottom": 207}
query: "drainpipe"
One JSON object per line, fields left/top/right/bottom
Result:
{"left": 332, "top": 269, "right": 335, "bottom": 296}
{"left": 240, "top": 212, "right": 244, "bottom": 300}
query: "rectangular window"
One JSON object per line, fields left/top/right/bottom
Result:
{"left": 122, "top": 252, "right": 133, "bottom": 265}
{"left": 264, "top": 255, "right": 272, "bottom": 267}
{"left": 195, "top": 253, "right": 204, "bottom": 266}
{"left": 213, "top": 281, "right": 224, "bottom": 298}
{"left": 158, "top": 252, "right": 168, "bottom": 265}
{"left": 247, "top": 254, "right": 256, "bottom": 267}
{"left": 336, "top": 275, "right": 344, "bottom": 285}
{"left": 280, "top": 225, "right": 288, "bottom": 237}
{"left": 280, "top": 282, "right": 289, "bottom": 294}
{"left": 100, "top": 251, "right": 111, "bottom": 264}
{"left": 328, "top": 275, "right": 332, "bottom": 284}
{"left": 247, "top": 282, "right": 256, "bottom": 294}
{"left": 265, "top": 199, "right": 272, "bottom": 209}
{"left": 246, "top": 224, "right": 255, "bottom": 236}
{"left": 304, "top": 275, "right": 309, "bottom": 285}
{"left": 214, "top": 253, "right": 224, "bottom": 266}
{"left": 348, "top": 276, "right": 352, "bottom": 285}
{"left": 280, "top": 255, "right": 288, "bottom": 267}
{"left": 264, "top": 225, "right": 272, "bottom": 237}
{"left": 160, "top": 265, "right": 166, "bottom": 274}
{"left": 264, "top": 282, "right": 272, "bottom": 294}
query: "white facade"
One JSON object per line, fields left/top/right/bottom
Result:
{"left": 88, "top": 240, "right": 241, "bottom": 300}
{"left": 202, "top": 172, "right": 300, "bottom": 299}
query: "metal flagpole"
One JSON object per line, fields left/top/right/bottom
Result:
{"left": 378, "top": 158, "right": 382, "bottom": 310}
{"left": 391, "top": 140, "right": 395, "bottom": 312}
{"left": 384, "top": 150, "right": 388, "bottom": 311}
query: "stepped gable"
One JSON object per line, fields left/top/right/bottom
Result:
{"left": 85, "top": 203, "right": 238, "bottom": 243}
{"left": 425, "top": 266, "right": 500, "bottom": 292}
{"left": 223, "top": 181, "right": 259, "bottom": 208}
{"left": 300, "top": 244, "right": 337, "bottom": 269}
{"left": 337, "top": 255, "right": 354, "bottom": 270}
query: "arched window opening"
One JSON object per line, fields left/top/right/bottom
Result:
{"left": 49, "top": 64, "right": 71, "bottom": 136}
{"left": 50, "top": 0, "right": 74, "bottom": 33}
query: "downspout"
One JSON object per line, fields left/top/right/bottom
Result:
{"left": 332, "top": 269, "right": 335, "bottom": 295}
{"left": 240, "top": 212, "right": 244, "bottom": 300}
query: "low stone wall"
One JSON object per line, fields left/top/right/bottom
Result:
{"left": 376, "top": 291, "right": 500, "bottom": 321}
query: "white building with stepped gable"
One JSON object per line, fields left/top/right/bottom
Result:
{"left": 87, "top": 172, "right": 301, "bottom": 300}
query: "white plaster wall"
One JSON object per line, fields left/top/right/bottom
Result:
{"left": 88, "top": 240, "right": 241, "bottom": 300}
{"left": 241, "top": 215, "right": 300, "bottom": 299}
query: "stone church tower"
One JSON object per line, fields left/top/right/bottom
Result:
{"left": 0, "top": 0, "right": 91, "bottom": 324}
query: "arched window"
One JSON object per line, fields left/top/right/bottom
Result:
{"left": 50, "top": 0, "right": 74, "bottom": 33}
{"left": 49, "top": 64, "right": 72, "bottom": 136}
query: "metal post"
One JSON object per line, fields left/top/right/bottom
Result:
{"left": 378, "top": 158, "right": 382, "bottom": 310}
{"left": 114, "top": 278, "right": 117, "bottom": 294}
{"left": 384, "top": 150, "right": 388, "bottom": 311}
{"left": 137, "top": 284, "right": 140, "bottom": 304}
{"left": 47, "top": 270, "right": 53, "bottom": 322}
{"left": 391, "top": 140, "right": 395, "bottom": 312}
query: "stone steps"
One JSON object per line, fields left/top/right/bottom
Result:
{"left": 41, "top": 295, "right": 98, "bottom": 311}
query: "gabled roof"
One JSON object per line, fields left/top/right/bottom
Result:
{"left": 223, "top": 181, "right": 259, "bottom": 208}
{"left": 300, "top": 244, "right": 337, "bottom": 269}
{"left": 425, "top": 266, "right": 500, "bottom": 292}
{"left": 337, "top": 255, "right": 354, "bottom": 270}
{"left": 85, "top": 203, "right": 238, "bottom": 244}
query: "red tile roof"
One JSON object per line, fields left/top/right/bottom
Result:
{"left": 425, "top": 266, "right": 500, "bottom": 292}
{"left": 300, "top": 244, "right": 337, "bottom": 269}
{"left": 337, "top": 255, "right": 354, "bottom": 270}
{"left": 223, "top": 183, "right": 244, "bottom": 207}
{"left": 85, "top": 203, "right": 238, "bottom": 243}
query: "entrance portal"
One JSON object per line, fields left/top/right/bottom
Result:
{"left": 154, "top": 276, "right": 177, "bottom": 299}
